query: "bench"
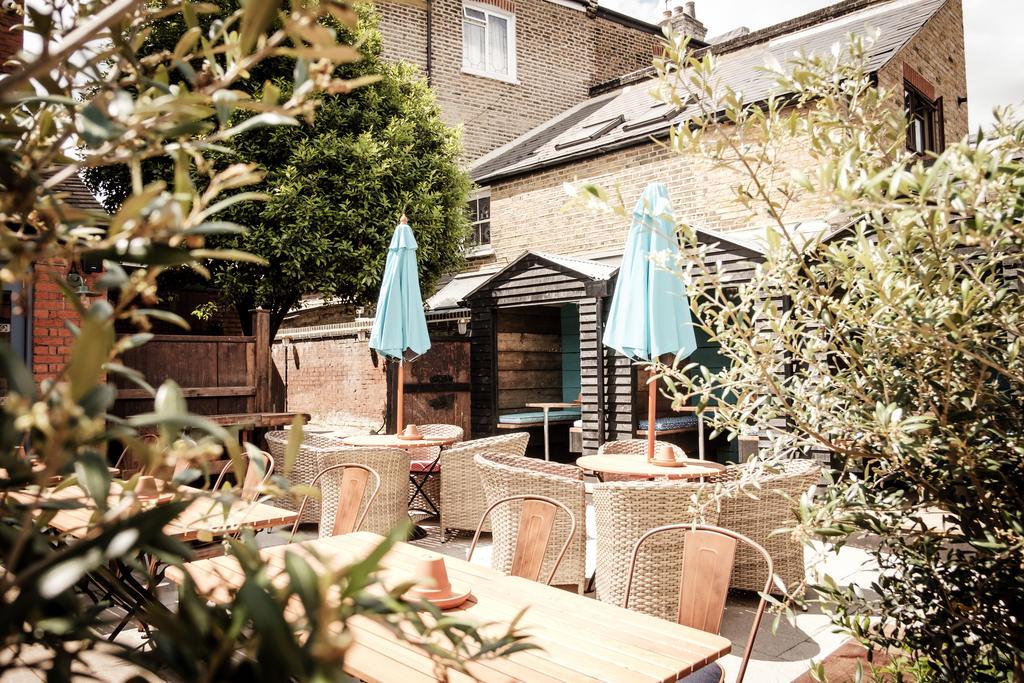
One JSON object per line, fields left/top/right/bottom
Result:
{"left": 496, "top": 408, "right": 582, "bottom": 428}
{"left": 635, "top": 414, "right": 699, "bottom": 436}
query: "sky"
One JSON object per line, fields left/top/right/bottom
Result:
{"left": 598, "top": 0, "right": 1023, "bottom": 133}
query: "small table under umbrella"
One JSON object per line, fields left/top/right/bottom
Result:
{"left": 603, "top": 182, "right": 698, "bottom": 463}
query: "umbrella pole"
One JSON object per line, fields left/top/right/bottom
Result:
{"left": 397, "top": 360, "right": 405, "bottom": 433}
{"left": 647, "top": 368, "right": 657, "bottom": 463}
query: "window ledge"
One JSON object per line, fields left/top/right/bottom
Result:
{"left": 460, "top": 67, "right": 520, "bottom": 86}
{"left": 466, "top": 245, "right": 495, "bottom": 260}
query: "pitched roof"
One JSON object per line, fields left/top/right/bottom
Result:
{"left": 471, "top": 0, "right": 947, "bottom": 184}
{"left": 42, "top": 171, "right": 108, "bottom": 215}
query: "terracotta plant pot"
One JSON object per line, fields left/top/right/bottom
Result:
{"left": 398, "top": 424, "right": 424, "bottom": 441}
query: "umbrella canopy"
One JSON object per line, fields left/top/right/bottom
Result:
{"left": 603, "top": 182, "right": 697, "bottom": 460}
{"left": 369, "top": 219, "right": 431, "bottom": 361}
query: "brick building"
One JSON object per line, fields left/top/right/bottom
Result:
{"left": 391, "top": 0, "right": 968, "bottom": 456}
{"left": 375, "top": 0, "right": 669, "bottom": 160}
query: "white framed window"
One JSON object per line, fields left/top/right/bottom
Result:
{"left": 467, "top": 190, "right": 491, "bottom": 248}
{"left": 462, "top": 2, "right": 517, "bottom": 83}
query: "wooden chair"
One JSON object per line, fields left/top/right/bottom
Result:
{"left": 466, "top": 494, "right": 577, "bottom": 586}
{"left": 624, "top": 524, "right": 774, "bottom": 683}
{"left": 211, "top": 450, "right": 275, "bottom": 502}
{"left": 288, "top": 463, "right": 381, "bottom": 541}
{"left": 113, "top": 432, "right": 160, "bottom": 476}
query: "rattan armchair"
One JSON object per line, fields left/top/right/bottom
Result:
{"left": 416, "top": 424, "right": 465, "bottom": 441}
{"left": 592, "top": 479, "right": 720, "bottom": 621}
{"left": 265, "top": 428, "right": 348, "bottom": 522}
{"left": 712, "top": 458, "right": 821, "bottom": 593}
{"left": 439, "top": 432, "right": 529, "bottom": 539}
{"left": 475, "top": 452, "right": 587, "bottom": 592}
{"left": 313, "top": 445, "right": 410, "bottom": 536}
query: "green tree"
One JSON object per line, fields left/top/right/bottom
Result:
{"left": 85, "top": 2, "right": 470, "bottom": 339}
{"left": 577, "top": 33, "right": 1023, "bottom": 682}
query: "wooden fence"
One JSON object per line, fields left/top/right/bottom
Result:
{"left": 111, "top": 310, "right": 271, "bottom": 419}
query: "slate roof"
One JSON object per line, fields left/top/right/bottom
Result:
{"left": 471, "top": 0, "right": 947, "bottom": 184}
{"left": 42, "top": 171, "right": 108, "bottom": 215}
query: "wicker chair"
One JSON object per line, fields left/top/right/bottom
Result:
{"left": 474, "top": 452, "right": 587, "bottom": 592}
{"left": 265, "top": 429, "right": 347, "bottom": 522}
{"left": 313, "top": 446, "right": 410, "bottom": 536}
{"left": 596, "top": 439, "right": 687, "bottom": 481}
{"left": 712, "top": 458, "right": 821, "bottom": 593}
{"left": 439, "top": 432, "right": 530, "bottom": 538}
{"left": 406, "top": 424, "right": 464, "bottom": 516}
{"left": 592, "top": 479, "right": 721, "bottom": 621}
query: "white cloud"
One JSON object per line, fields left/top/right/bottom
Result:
{"left": 599, "top": 0, "right": 1024, "bottom": 132}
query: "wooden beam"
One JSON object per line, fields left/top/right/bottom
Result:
{"left": 115, "top": 386, "right": 256, "bottom": 400}
{"left": 252, "top": 309, "right": 271, "bottom": 413}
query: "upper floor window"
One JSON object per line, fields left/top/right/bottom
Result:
{"left": 462, "top": 3, "right": 517, "bottom": 83}
{"left": 468, "top": 191, "right": 491, "bottom": 248}
{"left": 905, "top": 82, "right": 944, "bottom": 156}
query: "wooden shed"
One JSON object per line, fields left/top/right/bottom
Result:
{"left": 460, "top": 231, "right": 764, "bottom": 459}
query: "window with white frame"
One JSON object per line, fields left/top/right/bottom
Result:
{"left": 462, "top": 3, "right": 516, "bottom": 82}
{"left": 467, "top": 191, "right": 491, "bottom": 248}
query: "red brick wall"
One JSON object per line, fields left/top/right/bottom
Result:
{"left": 272, "top": 336, "right": 387, "bottom": 427}
{"left": 31, "top": 259, "right": 91, "bottom": 381}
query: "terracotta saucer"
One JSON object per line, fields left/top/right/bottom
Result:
{"left": 651, "top": 458, "right": 689, "bottom": 468}
{"left": 406, "top": 582, "right": 472, "bottom": 610}
{"left": 397, "top": 433, "right": 425, "bottom": 441}
{"left": 136, "top": 492, "right": 175, "bottom": 504}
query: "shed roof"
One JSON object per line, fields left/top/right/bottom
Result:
{"left": 471, "top": 0, "right": 947, "bottom": 184}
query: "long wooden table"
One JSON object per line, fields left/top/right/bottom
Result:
{"left": 168, "top": 531, "right": 732, "bottom": 682}
{"left": 9, "top": 482, "right": 298, "bottom": 542}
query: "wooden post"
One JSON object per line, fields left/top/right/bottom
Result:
{"left": 396, "top": 360, "right": 405, "bottom": 433}
{"left": 252, "top": 308, "right": 271, "bottom": 414}
{"left": 647, "top": 368, "right": 657, "bottom": 462}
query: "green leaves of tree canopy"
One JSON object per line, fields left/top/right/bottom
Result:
{"left": 84, "top": 2, "right": 471, "bottom": 339}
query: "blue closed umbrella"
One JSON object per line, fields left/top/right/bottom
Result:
{"left": 603, "top": 182, "right": 697, "bottom": 460}
{"left": 369, "top": 216, "right": 431, "bottom": 431}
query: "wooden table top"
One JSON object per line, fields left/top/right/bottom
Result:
{"left": 205, "top": 412, "right": 311, "bottom": 429}
{"left": 168, "top": 532, "right": 732, "bottom": 682}
{"left": 525, "top": 402, "right": 582, "bottom": 409}
{"left": 340, "top": 434, "right": 456, "bottom": 449}
{"left": 9, "top": 482, "right": 297, "bottom": 542}
{"left": 576, "top": 453, "right": 727, "bottom": 480}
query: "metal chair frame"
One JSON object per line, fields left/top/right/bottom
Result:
{"left": 467, "top": 493, "right": 577, "bottom": 586}
{"left": 289, "top": 463, "right": 381, "bottom": 542}
{"left": 624, "top": 523, "right": 774, "bottom": 683}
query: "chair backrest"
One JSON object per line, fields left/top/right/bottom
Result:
{"left": 467, "top": 494, "right": 576, "bottom": 585}
{"left": 115, "top": 432, "right": 160, "bottom": 473}
{"left": 213, "top": 450, "right": 275, "bottom": 502}
{"left": 416, "top": 424, "right": 465, "bottom": 442}
{"left": 598, "top": 439, "right": 684, "bottom": 458}
{"left": 592, "top": 479, "right": 720, "bottom": 620}
{"left": 474, "top": 451, "right": 587, "bottom": 590}
{"left": 624, "top": 524, "right": 773, "bottom": 683}
{"left": 311, "top": 445, "right": 410, "bottom": 536}
{"left": 289, "top": 463, "right": 381, "bottom": 541}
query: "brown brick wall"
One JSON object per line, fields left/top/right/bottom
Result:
{"left": 377, "top": 0, "right": 662, "bottom": 160}
{"left": 272, "top": 336, "right": 387, "bottom": 427}
{"left": 877, "top": 0, "right": 968, "bottom": 147}
{"left": 0, "top": 8, "right": 22, "bottom": 71}
{"left": 31, "top": 259, "right": 94, "bottom": 381}
{"left": 483, "top": 129, "right": 831, "bottom": 263}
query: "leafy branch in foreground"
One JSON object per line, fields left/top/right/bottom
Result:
{"left": 1, "top": 1, "right": 528, "bottom": 680}
{"left": 572, "top": 30, "right": 1023, "bottom": 682}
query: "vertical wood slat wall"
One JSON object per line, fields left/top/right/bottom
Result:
{"left": 466, "top": 240, "right": 766, "bottom": 452}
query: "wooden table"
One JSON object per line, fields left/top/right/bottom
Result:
{"left": 339, "top": 433, "right": 456, "bottom": 450}
{"left": 205, "top": 411, "right": 310, "bottom": 429}
{"left": 169, "top": 532, "right": 732, "bottom": 682}
{"left": 576, "top": 453, "right": 727, "bottom": 480}
{"left": 526, "top": 401, "right": 581, "bottom": 461}
{"left": 9, "top": 482, "right": 298, "bottom": 541}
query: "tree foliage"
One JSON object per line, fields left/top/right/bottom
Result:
{"left": 576, "top": 32, "right": 1024, "bottom": 682}
{"left": 84, "top": 2, "right": 471, "bottom": 338}
{"left": 0, "top": 2, "right": 521, "bottom": 680}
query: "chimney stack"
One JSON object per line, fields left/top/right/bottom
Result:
{"left": 660, "top": 0, "right": 707, "bottom": 42}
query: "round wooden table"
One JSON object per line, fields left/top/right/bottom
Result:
{"left": 576, "top": 453, "right": 726, "bottom": 480}
{"left": 339, "top": 434, "right": 456, "bottom": 450}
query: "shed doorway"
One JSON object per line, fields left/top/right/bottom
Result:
{"left": 495, "top": 303, "right": 581, "bottom": 459}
